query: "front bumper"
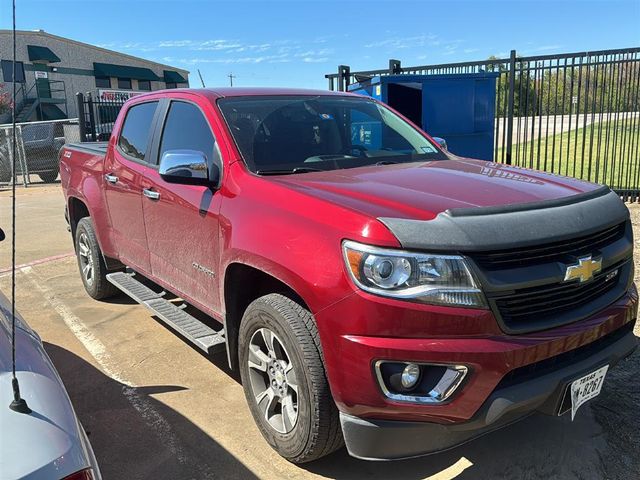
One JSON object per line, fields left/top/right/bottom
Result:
{"left": 340, "top": 323, "right": 638, "bottom": 460}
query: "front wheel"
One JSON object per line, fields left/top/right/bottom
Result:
{"left": 75, "top": 217, "right": 118, "bottom": 300}
{"left": 239, "top": 294, "right": 343, "bottom": 463}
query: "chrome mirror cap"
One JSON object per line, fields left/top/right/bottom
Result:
{"left": 159, "top": 149, "right": 211, "bottom": 186}
{"left": 432, "top": 136, "right": 448, "bottom": 151}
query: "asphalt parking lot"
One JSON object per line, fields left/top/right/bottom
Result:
{"left": 1, "top": 184, "right": 639, "bottom": 480}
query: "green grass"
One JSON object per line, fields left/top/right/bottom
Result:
{"left": 497, "top": 119, "right": 640, "bottom": 191}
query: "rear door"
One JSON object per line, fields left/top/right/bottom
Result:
{"left": 141, "top": 98, "right": 224, "bottom": 314}
{"left": 104, "top": 100, "right": 160, "bottom": 273}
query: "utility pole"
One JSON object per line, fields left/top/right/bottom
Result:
{"left": 228, "top": 73, "right": 236, "bottom": 87}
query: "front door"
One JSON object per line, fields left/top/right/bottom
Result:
{"left": 141, "top": 99, "right": 223, "bottom": 314}
{"left": 35, "top": 78, "right": 51, "bottom": 99}
{"left": 104, "top": 100, "right": 159, "bottom": 274}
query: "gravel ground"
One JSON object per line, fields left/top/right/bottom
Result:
{"left": 592, "top": 203, "right": 640, "bottom": 479}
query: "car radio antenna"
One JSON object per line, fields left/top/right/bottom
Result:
{"left": 8, "top": 0, "right": 31, "bottom": 415}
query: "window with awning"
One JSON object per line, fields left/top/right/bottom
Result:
{"left": 93, "top": 62, "right": 161, "bottom": 81}
{"left": 163, "top": 70, "right": 187, "bottom": 84}
{"left": 27, "top": 45, "right": 61, "bottom": 63}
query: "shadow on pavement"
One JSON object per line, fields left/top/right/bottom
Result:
{"left": 44, "top": 342, "right": 258, "bottom": 480}
{"left": 305, "top": 405, "right": 609, "bottom": 479}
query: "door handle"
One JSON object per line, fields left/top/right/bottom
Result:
{"left": 104, "top": 174, "right": 118, "bottom": 184}
{"left": 143, "top": 188, "right": 161, "bottom": 200}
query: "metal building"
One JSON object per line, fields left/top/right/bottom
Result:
{"left": 0, "top": 29, "right": 189, "bottom": 123}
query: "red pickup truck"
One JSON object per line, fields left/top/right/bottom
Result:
{"left": 60, "top": 87, "right": 638, "bottom": 463}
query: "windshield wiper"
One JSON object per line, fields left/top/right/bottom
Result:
{"left": 256, "top": 167, "right": 325, "bottom": 175}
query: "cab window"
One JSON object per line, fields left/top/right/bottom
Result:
{"left": 118, "top": 101, "right": 158, "bottom": 161}
{"left": 158, "top": 101, "right": 220, "bottom": 166}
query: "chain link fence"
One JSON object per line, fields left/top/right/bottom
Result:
{"left": 0, "top": 118, "right": 81, "bottom": 188}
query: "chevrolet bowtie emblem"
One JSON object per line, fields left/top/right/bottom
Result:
{"left": 563, "top": 255, "right": 602, "bottom": 283}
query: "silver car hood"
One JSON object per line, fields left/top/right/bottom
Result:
{"left": 0, "top": 291, "right": 99, "bottom": 480}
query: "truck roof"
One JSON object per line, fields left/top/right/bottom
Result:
{"left": 140, "top": 87, "right": 353, "bottom": 100}
{"left": 197, "top": 87, "right": 351, "bottom": 98}
{"left": 120, "top": 87, "right": 357, "bottom": 108}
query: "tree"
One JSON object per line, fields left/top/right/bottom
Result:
{"left": 0, "top": 84, "right": 11, "bottom": 116}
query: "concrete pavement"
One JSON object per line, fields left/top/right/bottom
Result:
{"left": 1, "top": 185, "right": 638, "bottom": 479}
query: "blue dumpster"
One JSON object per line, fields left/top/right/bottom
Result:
{"left": 348, "top": 73, "right": 499, "bottom": 160}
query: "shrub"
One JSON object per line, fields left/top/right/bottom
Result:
{"left": 0, "top": 84, "right": 12, "bottom": 115}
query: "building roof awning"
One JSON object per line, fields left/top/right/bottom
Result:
{"left": 93, "top": 62, "right": 161, "bottom": 81}
{"left": 27, "top": 45, "right": 61, "bottom": 63}
{"left": 163, "top": 70, "right": 187, "bottom": 84}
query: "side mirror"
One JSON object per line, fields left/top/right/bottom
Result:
{"left": 159, "top": 150, "right": 219, "bottom": 187}
{"left": 432, "top": 137, "right": 448, "bottom": 151}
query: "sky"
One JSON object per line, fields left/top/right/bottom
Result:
{"left": 1, "top": 0, "right": 639, "bottom": 89}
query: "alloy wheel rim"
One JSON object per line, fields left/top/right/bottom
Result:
{"left": 247, "top": 327, "right": 299, "bottom": 434}
{"left": 78, "top": 233, "right": 94, "bottom": 286}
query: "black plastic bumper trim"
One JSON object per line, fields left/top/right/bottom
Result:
{"left": 341, "top": 328, "right": 638, "bottom": 461}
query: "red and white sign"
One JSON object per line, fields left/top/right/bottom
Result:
{"left": 97, "top": 89, "right": 142, "bottom": 102}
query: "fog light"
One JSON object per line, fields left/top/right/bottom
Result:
{"left": 401, "top": 363, "right": 421, "bottom": 389}
{"left": 376, "top": 361, "right": 468, "bottom": 404}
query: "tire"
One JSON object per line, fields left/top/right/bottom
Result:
{"left": 0, "top": 156, "right": 11, "bottom": 183}
{"left": 0, "top": 169, "right": 10, "bottom": 183}
{"left": 239, "top": 294, "right": 343, "bottom": 463}
{"left": 74, "top": 217, "right": 118, "bottom": 300}
{"left": 38, "top": 170, "right": 59, "bottom": 183}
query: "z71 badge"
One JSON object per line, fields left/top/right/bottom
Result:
{"left": 192, "top": 262, "right": 215, "bottom": 278}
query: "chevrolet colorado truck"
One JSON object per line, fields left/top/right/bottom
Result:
{"left": 59, "top": 87, "right": 638, "bottom": 463}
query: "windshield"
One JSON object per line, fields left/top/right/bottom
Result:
{"left": 218, "top": 95, "right": 448, "bottom": 174}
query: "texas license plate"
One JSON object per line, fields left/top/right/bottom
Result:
{"left": 569, "top": 365, "right": 609, "bottom": 420}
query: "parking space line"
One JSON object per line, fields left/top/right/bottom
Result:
{"left": 0, "top": 252, "right": 74, "bottom": 276}
{"left": 20, "top": 266, "right": 217, "bottom": 480}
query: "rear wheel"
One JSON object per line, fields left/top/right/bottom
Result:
{"left": 38, "top": 169, "right": 59, "bottom": 183}
{"left": 0, "top": 156, "right": 11, "bottom": 183}
{"left": 75, "top": 217, "right": 118, "bottom": 300}
{"left": 239, "top": 294, "right": 343, "bottom": 463}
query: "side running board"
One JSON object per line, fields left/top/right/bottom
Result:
{"left": 106, "top": 272, "right": 225, "bottom": 354}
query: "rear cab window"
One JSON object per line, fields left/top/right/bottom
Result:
{"left": 118, "top": 101, "right": 159, "bottom": 162}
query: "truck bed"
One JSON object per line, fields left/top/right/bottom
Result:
{"left": 65, "top": 142, "right": 109, "bottom": 155}
{"left": 59, "top": 141, "right": 110, "bottom": 216}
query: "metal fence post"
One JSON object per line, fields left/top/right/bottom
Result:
{"left": 16, "top": 125, "right": 28, "bottom": 187}
{"left": 76, "top": 92, "right": 87, "bottom": 142}
{"left": 338, "top": 65, "right": 350, "bottom": 92}
{"left": 505, "top": 49, "right": 517, "bottom": 165}
{"left": 86, "top": 93, "right": 97, "bottom": 142}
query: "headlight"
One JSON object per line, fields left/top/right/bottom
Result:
{"left": 342, "top": 240, "right": 487, "bottom": 307}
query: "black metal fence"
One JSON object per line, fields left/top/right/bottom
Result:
{"left": 76, "top": 92, "right": 127, "bottom": 142}
{"left": 326, "top": 47, "right": 640, "bottom": 199}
